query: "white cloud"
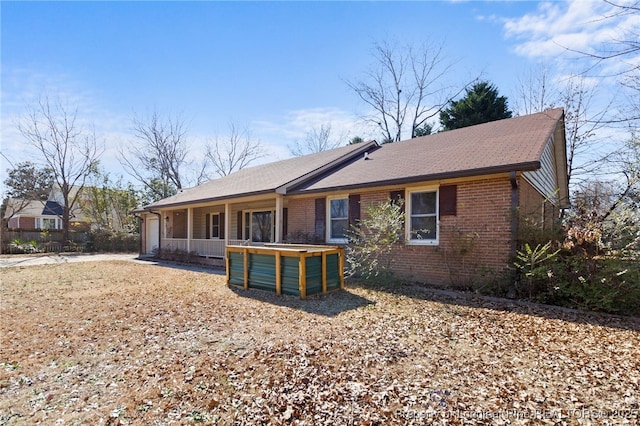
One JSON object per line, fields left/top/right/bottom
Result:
{"left": 503, "top": 0, "right": 640, "bottom": 76}
{"left": 253, "top": 107, "right": 375, "bottom": 159}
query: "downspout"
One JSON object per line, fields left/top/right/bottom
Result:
{"left": 509, "top": 171, "right": 519, "bottom": 256}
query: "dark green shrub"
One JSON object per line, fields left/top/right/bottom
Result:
{"left": 537, "top": 255, "right": 640, "bottom": 316}
{"left": 86, "top": 229, "right": 138, "bottom": 252}
{"left": 153, "top": 247, "right": 198, "bottom": 263}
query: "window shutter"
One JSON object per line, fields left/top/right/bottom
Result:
{"left": 314, "top": 197, "right": 326, "bottom": 242}
{"left": 348, "top": 194, "right": 360, "bottom": 227}
{"left": 219, "top": 212, "right": 225, "bottom": 239}
{"left": 390, "top": 189, "right": 405, "bottom": 213}
{"left": 439, "top": 185, "right": 457, "bottom": 217}
{"left": 205, "top": 214, "right": 211, "bottom": 239}
{"left": 282, "top": 208, "right": 288, "bottom": 240}
{"left": 237, "top": 211, "right": 243, "bottom": 240}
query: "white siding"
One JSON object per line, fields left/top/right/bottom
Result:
{"left": 523, "top": 138, "right": 560, "bottom": 204}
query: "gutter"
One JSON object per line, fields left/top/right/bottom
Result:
{"left": 510, "top": 171, "right": 519, "bottom": 256}
{"left": 286, "top": 161, "right": 541, "bottom": 196}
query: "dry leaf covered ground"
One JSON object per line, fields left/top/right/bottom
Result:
{"left": 1, "top": 260, "right": 639, "bottom": 425}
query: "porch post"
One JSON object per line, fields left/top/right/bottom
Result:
{"left": 187, "top": 207, "right": 193, "bottom": 252}
{"left": 275, "top": 194, "right": 284, "bottom": 243}
{"left": 162, "top": 211, "right": 167, "bottom": 238}
{"left": 224, "top": 202, "right": 230, "bottom": 256}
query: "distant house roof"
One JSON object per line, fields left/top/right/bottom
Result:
{"left": 143, "top": 109, "right": 566, "bottom": 210}
{"left": 42, "top": 200, "right": 64, "bottom": 216}
{"left": 290, "top": 109, "right": 565, "bottom": 193}
{"left": 3, "top": 199, "right": 46, "bottom": 219}
{"left": 145, "top": 141, "right": 377, "bottom": 209}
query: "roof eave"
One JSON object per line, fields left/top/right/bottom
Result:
{"left": 287, "top": 161, "right": 542, "bottom": 195}
{"left": 143, "top": 188, "right": 276, "bottom": 210}
{"left": 275, "top": 140, "right": 379, "bottom": 194}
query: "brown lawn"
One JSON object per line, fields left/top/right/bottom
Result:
{"left": 0, "top": 261, "right": 639, "bottom": 425}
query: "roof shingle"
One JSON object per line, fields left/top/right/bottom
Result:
{"left": 291, "top": 108, "right": 564, "bottom": 193}
{"left": 145, "top": 109, "right": 564, "bottom": 208}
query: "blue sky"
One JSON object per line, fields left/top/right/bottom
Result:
{"left": 1, "top": 1, "right": 635, "bottom": 190}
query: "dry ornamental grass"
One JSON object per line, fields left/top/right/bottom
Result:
{"left": 0, "top": 261, "right": 639, "bottom": 425}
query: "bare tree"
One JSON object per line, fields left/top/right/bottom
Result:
{"left": 565, "top": 1, "right": 639, "bottom": 126}
{"left": 514, "top": 70, "right": 608, "bottom": 188}
{"left": 18, "top": 97, "right": 102, "bottom": 241}
{"left": 119, "top": 110, "right": 189, "bottom": 202}
{"left": 514, "top": 66, "right": 559, "bottom": 116}
{"left": 205, "top": 123, "right": 264, "bottom": 177}
{"left": 560, "top": 76, "right": 611, "bottom": 187}
{"left": 346, "top": 40, "right": 469, "bottom": 142}
{"left": 289, "top": 123, "right": 346, "bottom": 156}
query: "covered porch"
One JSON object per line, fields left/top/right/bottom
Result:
{"left": 157, "top": 194, "right": 287, "bottom": 259}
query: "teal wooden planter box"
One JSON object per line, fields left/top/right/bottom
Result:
{"left": 226, "top": 244, "right": 344, "bottom": 299}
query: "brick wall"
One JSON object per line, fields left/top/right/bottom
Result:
{"left": 286, "top": 198, "right": 319, "bottom": 240}
{"left": 286, "top": 176, "right": 516, "bottom": 287}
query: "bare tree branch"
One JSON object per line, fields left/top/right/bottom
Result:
{"left": 119, "top": 109, "right": 189, "bottom": 202}
{"left": 347, "top": 39, "right": 473, "bottom": 142}
{"left": 205, "top": 123, "right": 264, "bottom": 177}
{"left": 18, "top": 96, "right": 102, "bottom": 241}
{"left": 289, "top": 123, "right": 346, "bottom": 156}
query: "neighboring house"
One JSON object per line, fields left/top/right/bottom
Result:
{"left": 137, "top": 109, "right": 569, "bottom": 285}
{"left": 4, "top": 199, "right": 63, "bottom": 230}
{"left": 4, "top": 186, "right": 92, "bottom": 231}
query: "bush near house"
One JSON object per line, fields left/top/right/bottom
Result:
{"left": 348, "top": 199, "right": 640, "bottom": 317}
{"left": 506, "top": 210, "right": 640, "bottom": 316}
{"left": 85, "top": 229, "right": 138, "bottom": 252}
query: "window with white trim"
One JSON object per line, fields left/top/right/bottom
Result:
{"left": 328, "top": 196, "right": 349, "bottom": 243}
{"left": 36, "top": 217, "right": 60, "bottom": 230}
{"left": 210, "top": 213, "right": 221, "bottom": 239}
{"left": 407, "top": 189, "right": 438, "bottom": 244}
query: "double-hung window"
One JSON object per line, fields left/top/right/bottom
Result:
{"left": 327, "top": 196, "right": 349, "bottom": 243}
{"left": 210, "top": 213, "right": 220, "bottom": 239}
{"left": 407, "top": 189, "right": 438, "bottom": 244}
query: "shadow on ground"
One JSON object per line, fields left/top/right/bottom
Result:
{"left": 134, "top": 257, "right": 639, "bottom": 329}
{"left": 136, "top": 257, "right": 374, "bottom": 317}
{"left": 229, "top": 285, "right": 374, "bottom": 317}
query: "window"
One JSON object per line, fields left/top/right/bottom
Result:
{"left": 243, "top": 210, "right": 274, "bottom": 243}
{"left": 210, "top": 213, "right": 220, "bottom": 239}
{"left": 408, "top": 189, "right": 438, "bottom": 244}
{"left": 38, "top": 218, "right": 59, "bottom": 230}
{"left": 328, "top": 196, "right": 349, "bottom": 242}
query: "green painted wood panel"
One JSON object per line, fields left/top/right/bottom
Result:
{"left": 281, "top": 256, "right": 300, "bottom": 296}
{"left": 325, "top": 253, "right": 341, "bottom": 291}
{"left": 248, "top": 253, "right": 277, "bottom": 291}
{"left": 226, "top": 246, "right": 343, "bottom": 298}
{"left": 305, "top": 256, "right": 323, "bottom": 296}
{"left": 228, "top": 252, "right": 244, "bottom": 286}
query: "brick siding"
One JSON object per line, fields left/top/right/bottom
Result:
{"left": 286, "top": 176, "right": 517, "bottom": 287}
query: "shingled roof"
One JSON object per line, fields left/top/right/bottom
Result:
{"left": 145, "top": 141, "right": 377, "bottom": 209}
{"left": 144, "top": 108, "right": 566, "bottom": 210}
{"left": 290, "top": 108, "right": 566, "bottom": 193}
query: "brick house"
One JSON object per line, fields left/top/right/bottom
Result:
{"left": 4, "top": 186, "right": 92, "bottom": 232}
{"left": 4, "top": 199, "right": 63, "bottom": 230}
{"left": 137, "top": 108, "right": 568, "bottom": 285}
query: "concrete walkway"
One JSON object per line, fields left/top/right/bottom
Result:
{"left": 0, "top": 253, "right": 147, "bottom": 268}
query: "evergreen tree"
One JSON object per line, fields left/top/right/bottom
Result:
{"left": 440, "top": 81, "right": 512, "bottom": 130}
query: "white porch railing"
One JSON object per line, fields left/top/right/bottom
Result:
{"left": 161, "top": 238, "right": 248, "bottom": 258}
{"left": 161, "top": 238, "right": 188, "bottom": 252}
